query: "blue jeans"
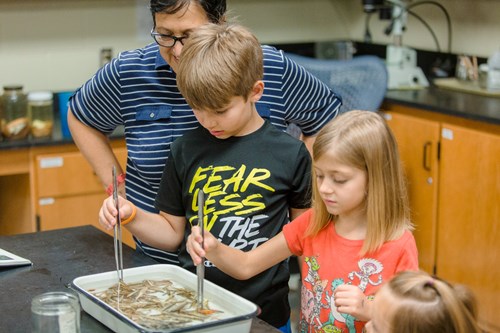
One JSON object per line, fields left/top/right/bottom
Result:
{"left": 278, "top": 318, "right": 291, "bottom": 333}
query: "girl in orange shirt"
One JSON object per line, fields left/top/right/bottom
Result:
{"left": 187, "top": 110, "right": 419, "bottom": 332}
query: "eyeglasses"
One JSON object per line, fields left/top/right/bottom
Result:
{"left": 150, "top": 29, "right": 188, "bottom": 48}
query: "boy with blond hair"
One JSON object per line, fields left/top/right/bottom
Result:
{"left": 99, "top": 23, "right": 312, "bottom": 332}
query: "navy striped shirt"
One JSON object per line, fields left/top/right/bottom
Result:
{"left": 70, "top": 43, "right": 341, "bottom": 264}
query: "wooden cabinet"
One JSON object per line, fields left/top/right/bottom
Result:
{"left": 382, "top": 104, "right": 500, "bottom": 333}
{"left": 32, "top": 143, "right": 135, "bottom": 247}
{"left": 0, "top": 140, "right": 135, "bottom": 248}
{"left": 0, "top": 149, "right": 29, "bottom": 175}
{"left": 436, "top": 124, "right": 500, "bottom": 333}
{"left": 35, "top": 150, "right": 106, "bottom": 198}
{"left": 37, "top": 194, "right": 108, "bottom": 230}
{"left": 0, "top": 148, "right": 32, "bottom": 235}
{"left": 382, "top": 112, "right": 440, "bottom": 274}
{"left": 0, "top": 174, "right": 32, "bottom": 235}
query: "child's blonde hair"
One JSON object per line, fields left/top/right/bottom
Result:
{"left": 380, "top": 270, "right": 482, "bottom": 333}
{"left": 176, "top": 23, "right": 263, "bottom": 112}
{"left": 308, "top": 110, "right": 412, "bottom": 255}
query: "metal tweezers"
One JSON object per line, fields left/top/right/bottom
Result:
{"left": 112, "top": 166, "right": 124, "bottom": 283}
{"left": 196, "top": 189, "right": 205, "bottom": 311}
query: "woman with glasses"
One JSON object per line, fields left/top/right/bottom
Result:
{"left": 68, "top": 0, "right": 341, "bottom": 306}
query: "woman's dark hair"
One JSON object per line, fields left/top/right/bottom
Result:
{"left": 150, "top": 0, "right": 226, "bottom": 26}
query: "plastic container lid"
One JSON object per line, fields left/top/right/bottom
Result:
{"left": 28, "top": 91, "right": 53, "bottom": 102}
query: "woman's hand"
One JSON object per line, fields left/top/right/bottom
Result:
{"left": 98, "top": 195, "right": 134, "bottom": 230}
{"left": 333, "top": 284, "right": 371, "bottom": 321}
{"left": 186, "top": 226, "right": 219, "bottom": 265}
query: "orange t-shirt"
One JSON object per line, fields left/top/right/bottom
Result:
{"left": 283, "top": 209, "right": 418, "bottom": 333}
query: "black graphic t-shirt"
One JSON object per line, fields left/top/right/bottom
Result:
{"left": 155, "top": 120, "right": 312, "bottom": 327}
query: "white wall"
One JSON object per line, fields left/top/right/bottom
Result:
{"left": 0, "top": 0, "right": 499, "bottom": 92}
{"left": 0, "top": 0, "right": 147, "bottom": 92}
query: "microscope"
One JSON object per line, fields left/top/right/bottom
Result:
{"left": 363, "top": 0, "right": 429, "bottom": 89}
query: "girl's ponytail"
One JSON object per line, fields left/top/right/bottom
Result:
{"left": 384, "top": 271, "right": 483, "bottom": 333}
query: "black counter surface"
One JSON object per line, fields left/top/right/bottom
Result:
{"left": 384, "top": 85, "right": 500, "bottom": 125}
{"left": 0, "top": 226, "right": 279, "bottom": 333}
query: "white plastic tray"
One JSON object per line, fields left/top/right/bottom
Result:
{"left": 71, "top": 264, "right": 258, "bottom": 333}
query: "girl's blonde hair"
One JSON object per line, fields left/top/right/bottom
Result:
{"left": 308, "top": 110, "right": 412, "bottom": 255}
{"left": 381, "top": 270, "right": 482, "bottom": 333}
{"left": 176, "top": 23, "right": 263, "bottom": 112}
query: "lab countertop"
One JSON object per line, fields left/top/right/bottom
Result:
{"left": 1, "top": 85, "right": 498, "bottom": 151}
{"left": 0, "top": 226, "right": 279, "bottom": 333}
{"left": 384, "top": 85, "right": 500, "bottom": 125}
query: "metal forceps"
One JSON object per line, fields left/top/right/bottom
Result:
{"left": 196, "top": 189, "right": 205, "bottom": 311}
{"left": 112, "top": 166, "right": 124, "bottom": 283}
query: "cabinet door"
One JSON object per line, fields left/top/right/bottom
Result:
{"left": 0, "top": 149, "right": 32, "bottom": 234}
{"left": 0, "top": 174, "right": 32, "bottom": 235}
{"left": 436, "top": 124, "right": 500, "bottom": 333}
{"left": 35, "top": 151, "right": 103, "bottom": 197}
{"left": 383, "top": 112, "right": 440, "bottom": 273}
{"left": 38, "top": 193, "right": 135, "bottom": 247}
{"left": 34, "top": 145, "right": 134, "bottom": 247}
{"left": 35, "top": 147, "right": 128, "bottom": 197}
{"left": 38, "top": 193, "right": 105, "bottom": 230}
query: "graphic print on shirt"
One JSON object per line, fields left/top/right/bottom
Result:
{"left": 188, "top": 165, "right": 275, "bottom": 250}
{"left": 347, "top": 258, "right": 383, "bottom": 291}
{"left": 324, "top": 278, "right": 356, "bottom": 333}
{"left": 300, "top": 256, "right": 329, "bottom": 332}
{"left": 299, "top": 256, "right": 384, "bottom": 333}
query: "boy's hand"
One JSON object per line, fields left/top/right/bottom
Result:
{"left": 98, "top": 195, "right": 133, "bottom": 230}
{"left": 333, "top": 284, "right": 370, "bottom": 321}
{"left": 187, "top": 226, "right": 218, "bottom": 265}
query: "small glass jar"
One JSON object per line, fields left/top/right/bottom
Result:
{"left": 28, "top": 91, "right": 54, "bottom": 138}
{"left": 31, "top": 291, "right": 81, "bottom": 333}
{"left": 1, "top": 85, "right": 29, "bottom": 140}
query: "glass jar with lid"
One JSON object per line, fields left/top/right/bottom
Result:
{"left": 1, "top": 85, "right": 29, "bottom": 140}
{"left": 28, "top": 91, "right": 54, "bottom": 138}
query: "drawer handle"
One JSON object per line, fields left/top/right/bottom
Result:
{"left": 423, "top": 141, "right": 432, "bottom": 171}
